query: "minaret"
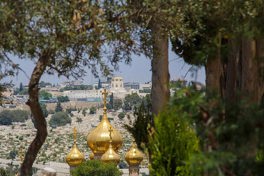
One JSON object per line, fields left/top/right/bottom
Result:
{"left": 101, "top": 127, "right": 120, "bottom": 164}
{"left": 125, "top": 141, "right": 144, "bottom": 176}
{"left": 66, "top": 127, "right": 84, "bottom": 170}
{"left": 87, "top": 89, "right": 122, "bottom": 159}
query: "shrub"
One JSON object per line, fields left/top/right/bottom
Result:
{"left": 89, "top": 106, "right": 96, "bottom": 114}
{"left": 123, "top": 93, "right": 142, "bottom": 111}
{"left": 118, "top": 112, "right": 125, "bottom": 119}
{"left": 57, "top": 96, "right": 69, "bottom": 102}
{"left": 71, "top": 160, "right": 121, "bottom": 176}
{"left": 149, "top": 104, "right": 199, "bottom": 176}
{"left": 40, "top": 103, "right": 48, "bottom": 117}
{"left": 0, "top": 110, "right": 29, "bottom": 125}
{"left": 55, "top": 102, "right": 63, "bottom": 112}
{"left": 49, "top": 112, "right": 71, "bottom": 128}
{"left": 124, "top": 95, "right": 152, "bottom": 150}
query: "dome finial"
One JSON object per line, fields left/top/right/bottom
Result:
{"left": 66, "top": 127, "right": 84, "bottom": 167}
{"left": 102, "top": 88, "right": 108, "bottom": 116}
{"left": 101, "top": 127, "right": 120, "bottom": 164}
{"left": 87, "top": 89, "right": 123, "bottom": 158}
{"left": 73, "top": 127, "right": 77, "bottom": 144}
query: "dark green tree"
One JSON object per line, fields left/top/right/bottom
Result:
{"left": 118, "top": 112, "right": 125, "bottom": 120}
{"left": 0, "top": 110, "right": 29, "bottom": 125}
{"left": 40, "top": 103, "right": 48, "bottom": 118}
{"left": 124, "top": 95, "right": 152, "bottom": 150}
{"left": 98, "top": 78, "right": 102, "bottom": 89}
{"left": 39, "top": 90, "right": 52, "bottom": 100}
{"left": 123, "top": 93, "right": 142, "bottom": 111}
{"left": 89, "top": 107, "right": 96, "bottom": 114}
{"left": 57, "top": 96, "right": 70, "bottom": 102}
{"left": 49, "top": 112, "right": 71, "bottom": 128}
{"left": 19, "top": 82, "right": 24, "bottom": 92}
{"left": 71, "top": 160, "right": 121, "bottom": 176}
{"left": 82, "top": 108, "right": 87, "bottom": 117}
{"left": 55, "top": 102, "right": 63, "bottom": 112}
{"left": 113, "top": 99, "right": 122, "bottom": 111}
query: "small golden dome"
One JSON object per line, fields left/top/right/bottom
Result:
{"left": 87, "top": 89, "right": 122, "bottom": 155}
{"left": 66, "top": 127, "right": 85, "bottom": 167}
{"left": 125, "top": 142, "right": 144, "bottom": 166}
{"left": 89, "top": 152, "right": 94, "bottom": 160}
{"left": 101, "top": 127, "right": 120, "bottom": 164}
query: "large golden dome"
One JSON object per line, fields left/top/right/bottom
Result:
{"left": 101, "top": 127, "right": 120, "bottom": 164}
{"left": 125, "top": 142, "right": 144, "bottom": 166}
{"left": 66, "top": 127, "right": 85, "bottom": 167}
{"left": 87, "top": 89, "right": 123, "bottom": 156}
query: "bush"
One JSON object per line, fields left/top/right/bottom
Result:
{"left": 40, "top": 103, "right": 48, "bottom": 117}
{"left": 55, "top": 102, "right": 63, "bottom": 112}
{"left": 149, "top": 103, "right": 199, "bottom": 176}
{"left": 124, "top": 95, "right": 152, "bottom": 150}
{"left": 123, "top": 93, "right": 142, "bottom": 111}
{"left": 118, "top": 112, "right": 125, "bottom": 120}
{"left": 71, "top": 160, "right": 121, "bottom": 176}
{"left": 57, "top": 96, "right": 70, "bottom": 102}
{"left": 49, "top": 112, "right": 71, "bottom": 128}
{"left": 0, "top": 110, "right": 29, "bottom": 125}
{"left": 89, "top": 106, "right": 96, "bottom": 114}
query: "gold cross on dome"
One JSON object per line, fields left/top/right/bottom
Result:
{"left": 102, "top": 88, "right": 108, "bottom": 114}
{"left": 73, "top": 127, "right": 77, "bottom": 144}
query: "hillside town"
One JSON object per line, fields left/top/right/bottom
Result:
{"left": 0, "top": 76, "right": 156, "bottom": 175}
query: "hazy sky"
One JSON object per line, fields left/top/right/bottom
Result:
{"left": 6, "top": 49, "right": 205, "bottom": 87}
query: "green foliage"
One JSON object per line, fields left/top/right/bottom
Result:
{"left": 149, "top": 98, "right": 199, "bottom": 176}
{"left": 60, "top": 85, "right": 93, "bottom": 92}
{"left": 170, "top": 87, "right": 264, "bottom": 176}
{"left": 118, "top": 112, "right": 125, "bottom": 120}
{"left": 57, "top": 96, "right": 69, "bottom": 102}
{"left": 39, "top": 90, "right": 52, "bottom": 100}
{"left": 76, "top": 117, "right": 83, "bottom": 123}
{"left": 39, "top": 81, "right": 52, "bottom": 88}
{"left": 124, "top": 95, "right": 152, "bottom": 150}
{"left": 49, "top": 112, "right": 71, "bottom": 128}
{"left": 40, "top": 103, "right": 48, "bottom": 118}
{"left": 55, "top": 102, "right": 63, "bottom": 112}
{"left": 8, "top": 150, "right": 17, "bottom": 160}
{"left": 123, "top": 93, "right": 142, "bottom": 111}
{"left": 82, "top": 108, "right": 87, "bottom": 117}
{"left": 89, "top": 107, "right": 96, "bottom": 114}
{"left": 71, "top": 160, "right": 121, "bottom": 176}
{"left": 0, "top": 110, "right": 29, "bottom": 125}
{"left": 113, "top": 99, "right": 122, "bottom": 111}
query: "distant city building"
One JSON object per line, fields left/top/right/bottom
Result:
{"left": 139, "top": 82, "right": 152, "bottom": 91}
{"left": 124, "top": 82, "right": 140, "bottom": 90}
{"left": 63, "top": 90, "right": 103, "bottom": 102}
{"left": 110, "top": 76, "right": 124, "bottom": 89}
{"left": 60, "top": 80, "right": 83, "bottom": 87}
{"left": 110, "top": 76, "right": 128, "bottom": 99}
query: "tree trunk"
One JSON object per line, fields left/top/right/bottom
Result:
{"left": 150, "top": 23, "right": 170, "bottom": 115}
{"left": 205, "top": 47, "right": 223, "bottom": 95}
{"left": 255, "top": 39, "right": 264, "bottom": 103}
{"left": 241, "top": 38, "right": 258, "bottom": 102}
{"left": 223, "top": 38, "right": 241, "bottom": 103}
{"left": 20, "top": 53, "right": 50, "bottom": 176}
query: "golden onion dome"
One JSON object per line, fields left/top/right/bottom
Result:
{"left": 66, "top": 127, "right": 85, "bottom": 167}
{"left": 101, "top": 127, "right": 120, "bottom": 164}
{"left": 89, "top": 152, "right": 94, "bottom": 160}
{"left": 87, "top": 89, "right": 122, "bottom": 155}
{"left": 125, "top": 142, "right": 144, "bottom": 166}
